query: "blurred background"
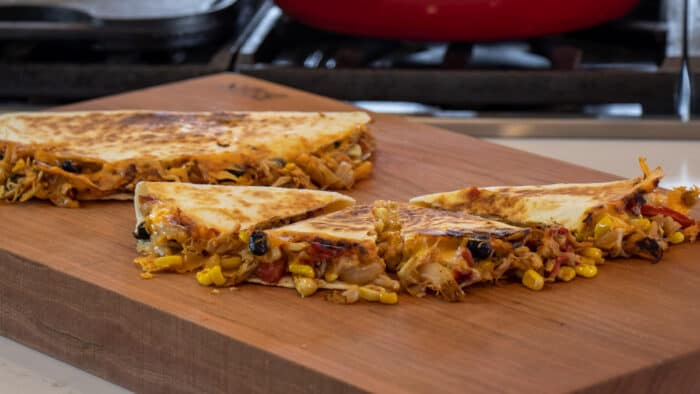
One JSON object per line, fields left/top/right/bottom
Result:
{"left": 0, "top": 0, "right": 692, "bottom": 125}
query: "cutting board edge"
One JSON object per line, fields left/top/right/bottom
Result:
{"left": 0, "top": 247, "right": 365, "bottom": 394}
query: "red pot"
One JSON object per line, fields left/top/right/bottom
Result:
{"left": 274, "top": 0, "right": 640, "bottom": 41}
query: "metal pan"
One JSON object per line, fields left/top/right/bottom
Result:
{"left": 0, "top": 0, "right": 240, "bottom": 50}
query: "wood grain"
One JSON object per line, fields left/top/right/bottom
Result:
{"left": 1, "top": 73, "right": 699, "bottom": 394}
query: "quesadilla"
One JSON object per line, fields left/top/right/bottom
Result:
{"left": 0, "top": 110, "right": 374, "bottom": 207}
{"left": 233, "top": 204, "right": 400, "bottom": 304}
{"left": 371, "top": 201, "right": 591, "bottom": 301}
{"left": 133, "top": 182, "right": 354, "bottom": 277}
{"left": 410, "top": 159, "right": 699, "bottom": 263}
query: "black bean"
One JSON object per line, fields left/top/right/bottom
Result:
{"left": 467, "top": 239, "right": 493, "bottom": 259}
{"left": 249, "top": 230, "right": 268, "bottom": 256}
{"left": 61, "top": 160, "right": 82, "bottom": 173}
{"left": 133, "top": 222, "right": 150, "bottom": 240}
{"left": 226, "top": 164, "right": 247, "bottom": 177}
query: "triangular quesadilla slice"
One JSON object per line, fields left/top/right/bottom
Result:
{"left": 411, "top": 159, "right": 699, "bottom": 262}
{"left": 239, "top": 204, "right": 400, "bottom": 304}
{"left": 133, "top": 182, "right": 354, "bottom": 277}
{"left": 1, "top": 110, "right": 373, "bottom": 207}
{"left": 371, "top": 201, "right": 584, "bottom": 301}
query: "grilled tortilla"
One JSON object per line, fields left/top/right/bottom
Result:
{"left": 372, "top": 201, "right": 569, "bottom": 301}
{"left": 133, "top": 182, "right": 354, "bottom": 278}
{"left": 411, "top": 159, "right": 699, "bottom": 262}
{"left": 0, "top": 110, "right": 374, "bottom": 207}
{"left": 243, "top": 204, "right": 400, "bottom": 304}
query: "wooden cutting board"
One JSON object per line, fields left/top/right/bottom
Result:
{"left": 1, "top": 73, "right": 699, "bottom": 394}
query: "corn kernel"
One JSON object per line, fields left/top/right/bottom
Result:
{"left": 359, "top": 285, "right": 382, "bottom": 302}
{"left": 324, "top": 271, "right": 339, "bottom": 282}
{"left": 522, "top": 269, "right": 544, "bottom": 291}
{"left": 11, "top": 159, "right": 25, "bottom": 172}
{"left": 346, "top": 144, "right": 362, "bottom": 159}
{"left": 557, "top": 266, "right": 576, "bottom": 282}
{"left": 594, "top": 215, "right": 613, "bottom": 239}
{"left": 631, "top": 218, "right": 651, "bottom": 232}
{"left": 208, "top": 265, "right": 226, "bottom": 286}
{"left": 221, "top": 256, "right": 242, "bottom": 270}
{"left": 580, "top": 256, "right": 596, "bottom": 266}
{"left": 238, "top": 230, "right": 250, "bottom": 243}
{"left": 669, "top": 231, "right": 685, "bottom": 244}
{"left": 575, "top": 264, "right": 598, "bottom": 278}
{"left": 140, "top": 272, "right": 154, "bottom": 280}
{"left": 153, "top": 255, "right": 183, "bottom": 269}
{"left": 196, "top": 269, "right": 213, "bottom": 286}
{"left": 582, "top": 247, "right": 604, "bottom": 263}
{"left": 289, "top": 263, "right": 315, "bottom": 278}
{"left": 286, "top": 242, "right": 309, "bottom": 252}
{"left": 379, "top": 291, "right": 398, "bottom": 305}
{"left": 293, "top": 276, "right": 318, "bottom": 297}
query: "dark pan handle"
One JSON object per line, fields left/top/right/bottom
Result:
{"left": 0, "top": 5, "right": 99, "bottom": 37}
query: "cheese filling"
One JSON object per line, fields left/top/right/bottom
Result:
{"left": 0, "top": 132, "right": 374, "bottom": 207}
{"left": 578, "top": 186, "right": 699, "bottom": 262}
{"left": 372, "top": 203, "right": 596, "bottom": 301}
{"left": 242, "top": 234, "right": 399, "bottom": 303}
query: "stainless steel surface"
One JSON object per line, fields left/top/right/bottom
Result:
{"left": 407, "top": 117, "right": 700, "bottom": 139}
{"left": 664, "top": 0, "right": 685, "bottom": 58}
{"left": 0, "top": 0, "right": 233, "bottom": 19}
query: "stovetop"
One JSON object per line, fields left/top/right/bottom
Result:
{"left": 0, "top": 0, "right": 689, "bottom": 122}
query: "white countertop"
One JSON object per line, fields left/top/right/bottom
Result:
{"left": 2, "top": 136, "right": 698, "bottom": 393}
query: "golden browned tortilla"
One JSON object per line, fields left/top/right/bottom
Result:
{"left": 410, "top": 160, "right": 699, "bottom": 262}
{"left": 410, "top": 167, "right": 663, "bottom": 233}
{"left": 133, "top": 182, "right": 354, "bottom": 274}
{"left": 0, "top": 110, "right": 374, "bottom": 207}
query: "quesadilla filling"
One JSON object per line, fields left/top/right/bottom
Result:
{"left": 576, "top": 163, "right": 698, "bottom": 262}
{"left": 237, "top": 232, "right": 400, "bottom": 304}
{"left": 372, "top": 202, "right": 597, "bottom": 301}
{"left": 0, "top": 131, "right": 374, "bottom": 207}
{"left": 133, "top": 196, "right": 339, "bottom": 284}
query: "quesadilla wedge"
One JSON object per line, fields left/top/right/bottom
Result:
{"left": 411, "top": 159, "right": 699, "bottom": 263}
{"left": 230, "top": 204, "right": 400, "bottom": 304}
{"left": 133, "top": 182, "right": 354, "bottom": 276}
{"left": 371, "top": 201, "right": 592, "bottom": 301}
{"left": 0, "top": 110, "right": 374, "bottom": 207}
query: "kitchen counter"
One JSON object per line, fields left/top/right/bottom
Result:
{"left": 2, "top": 131, "right": 698, "bottom": 393}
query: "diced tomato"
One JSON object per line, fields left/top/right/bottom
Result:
{"left": 454, "top": 269, "right": 473, "bottom": 283}
{"left": 467, "top": 186, "right": 480, "bottom": 199}
{"left": 556, "top": 227, "right": 569, "bottom": 236}
{"left": 641, "top": 205, "right": 695, "bottom": 228}
{"left": 547, "top": 255, "right": 566, "bottom": 278}
{"left": 255, "top": 260, "right": 286, "bottom": 283}
{"left": 309, "top": 239, "right": 349, "bottom": 260}
{"left": 460, "top": 247, "right": 474, "bottom": 267}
